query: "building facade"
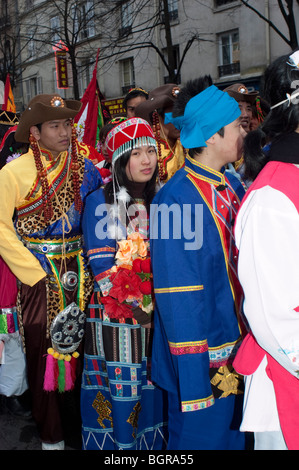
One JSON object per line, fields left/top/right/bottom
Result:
{"left": 1, "top": 0, "right": 298, "bottom": 112}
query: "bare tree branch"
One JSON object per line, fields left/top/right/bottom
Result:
{"left": 240, "top": 0, "right": 298, "bottom": 49}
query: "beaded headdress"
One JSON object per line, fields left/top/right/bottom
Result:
{"left": 105, "top": 117, "right": 157, "bottom": 165}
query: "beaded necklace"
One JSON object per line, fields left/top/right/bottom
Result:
{"left": 29, "top": 120, "right": 82, "bottom": 224}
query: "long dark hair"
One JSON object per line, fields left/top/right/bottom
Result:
{"left": 104, "top": 144, "right": 158, "bottom": 211}
{"left": 243, "top": 51, "right": 299, "bottom": 181}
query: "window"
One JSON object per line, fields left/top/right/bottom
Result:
{"left": 163, "top": 45, "right": 180, "bottom": 83}
{"left": 24, "top": 76, "right": 42, "bottom": 104}
{"left": 120, "top": 58, "right": 135, "bottom": 95}
{"left": 119, "top": 1, "right": 133, "bottom": 38}
{"left": 168, "top": 0, "right": 178, "bottom": 21}
{"left": 27, "top": 36, "right": 36, "bottom": 60}
{"left": 51, "top": 16, "right": 60, "bottom": 44}
{"left": 73, "top": 0, "right": 95, "bottom": 41}
{"left": 161, "top": 0, "right": 178, "bottom": 22}
{"left": 218, "top": 30, "right": 240, "bottom": 77}
{"left": 81, "top": 0, "right": 95, "bottom": 39}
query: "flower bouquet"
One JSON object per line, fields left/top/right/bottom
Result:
{"left": 101, "top": 232, "right": 154, "bottom": 320}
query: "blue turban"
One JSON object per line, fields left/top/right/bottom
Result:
{"left": 164, "top": 85, "right": 241, "bottom": 149}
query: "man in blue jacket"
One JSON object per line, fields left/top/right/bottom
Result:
{"left": 150, "top": 76, "right": 247, "bottom": 450}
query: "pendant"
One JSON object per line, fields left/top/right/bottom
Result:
{"left": 60, "top": 271, "right": 78, "bottom": 291}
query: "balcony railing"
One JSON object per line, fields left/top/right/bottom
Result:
{"left": 218, "top": 62, "right": 240, "bottom": 77}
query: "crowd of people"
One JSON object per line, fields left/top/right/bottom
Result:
{"left": 0, "top": 48, "right": 299, "bottom": 451}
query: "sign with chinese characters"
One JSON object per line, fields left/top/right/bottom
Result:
{"left": 103, "top": 98, "right": 125, "bottom": 116}
{"left": 53, "top": 41, "right": 69, "bottom": 89}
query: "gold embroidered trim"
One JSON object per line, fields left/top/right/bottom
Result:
{"left": 155, "top": 285, "right": 204, "bottom": 294}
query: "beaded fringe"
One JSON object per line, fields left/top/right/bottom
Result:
{"left": 112, "top": 136, "right": 157, "bottom": 166}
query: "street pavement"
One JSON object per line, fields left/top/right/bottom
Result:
{"left": 0, "top": 393, "right": 82, "bottom": 451}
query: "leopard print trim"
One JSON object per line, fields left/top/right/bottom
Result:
{"left": 16, "top": 288, "right": 26, "bottom": 352}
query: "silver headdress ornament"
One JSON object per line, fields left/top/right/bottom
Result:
{"left": 287, "top": 50, "right": 299, "bottom": 69}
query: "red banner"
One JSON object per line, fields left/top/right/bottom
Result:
{"left": 55, "top": 50, "right": 68, "bottom": 89}
{"left": 53, "top": 41, "right": 69, "bottom": 89}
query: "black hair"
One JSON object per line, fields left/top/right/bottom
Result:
{"left": 123, "top": 88, "right": 148, "bottom": 111}
{"left": 171, "top": 75, "right": 224, "bottom": 158}
{"left": 243, "top": 51, "right": 299, "bottom": 181}
{"left": 99, "top": 122, "right": 117, "bottom": 142}
{"left": 104, "top": 145, "right": 158, "bottom": 212}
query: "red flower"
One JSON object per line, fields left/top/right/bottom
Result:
{"left": 140, "top": 258, "right": 151, "bottom": 273}
{"left": 139, "top": 280, "right": 153, "bottom": 295}
{"left": 99, "top": 167, "right": 112, "bottom": 183}
{"left": 101, "top": 296, "right": 133, "bottom": 319}
{"left": 132, "top": 258, "right": 142, "bottom": 273}
{"left": 99, "top": 168, "right": 111, "bottom": 178}
{"left": 109, "top": 268, "right": 141, "bottom": 303}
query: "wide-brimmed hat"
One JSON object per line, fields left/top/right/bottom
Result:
{"left": 15, "top": 94, "right": 82, "bottom": 143}
{"left": 105, "top": 117, "right": 157, "bottom": 164}
{"left": 224, "top": 83, "right": 258, "bottom": 104}
{"left": 135, "top": 84, "right": 180, "bottom": 123}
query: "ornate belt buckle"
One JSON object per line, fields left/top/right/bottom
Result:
{"left": 50, "top": 302, "right": 86, "bottom": 354}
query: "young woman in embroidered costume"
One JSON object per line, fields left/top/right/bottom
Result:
{"left": 81, "top": 117, "right": 168, "bottom": 450}
{"left": 150, "top": 76, "right": 247, "bottom": 450}
{"left": 233, "top": 51, "right": 299, "bottom": 450}
{"left": 0, "top": 94, "right": 102, "bottom": 450}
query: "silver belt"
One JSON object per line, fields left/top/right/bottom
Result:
{"left": 0, "top": 307, "right": 17, "bottom": 315}
{"left": 24, "top": 238, "right": 82, "bottom": 255}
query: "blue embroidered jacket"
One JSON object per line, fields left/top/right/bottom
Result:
{"left": 150, "top": 155, "right": 246, "bottom": 412}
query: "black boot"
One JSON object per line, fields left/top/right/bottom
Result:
{"left": 6, "top": 393, "right": 32, "bottom": 419}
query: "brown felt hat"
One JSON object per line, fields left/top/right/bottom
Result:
{"left": 224, "top": 83, "right": 258, "bottom": 104}
{"left": 135, "top": 84, "right": 180, "bottom": 123}
{"left": 15, "top": 94, "right": 82, "bottom": 143}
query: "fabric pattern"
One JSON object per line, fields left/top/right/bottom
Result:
{"left": 81, "top": 188, "right": 168, "bottom": 450}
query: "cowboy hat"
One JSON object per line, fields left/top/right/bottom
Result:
{"left": 224, "top": 83, "right": 258, "bottom": 104}
{"left": 135, "top": 84, "right": 180, "bottom": 123}
{"left": 15, "top": 94, "right": 82, "bottom": 143}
